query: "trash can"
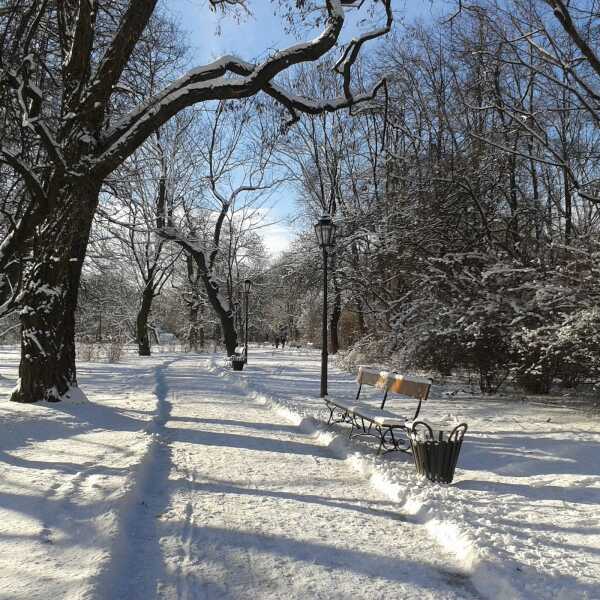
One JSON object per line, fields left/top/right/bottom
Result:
{"left": 409, "top": 421, "right": 467, "bottom": 484}
{"left": 231, "top": 355, "right": 245, "bottom": 371}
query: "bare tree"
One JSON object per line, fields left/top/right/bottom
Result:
{"left": 0, "top": 0, "right": 391, "bottom": 402}
{"left": 161, "top": 100, "right": 283, "bottom": 355}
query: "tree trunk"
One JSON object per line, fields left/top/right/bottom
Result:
{"left": 188, "top": 301, "right": 200, "bottom": 351}
{"left": 11, "top": 180, "right": 100, "bottom": 403}
{"left": 356, "top": 299, "right": 366, "bottom": 337}
{"left": 136, "top": 281, "right": 154, "bottom": 356}
{"left": 201, "top": 272, "right": 237, "bottom": 355}
{"left": 329, "top": 279, "right": 341, "bottom": 355}
{"left": 563, "top": 166, "right": 572, "bottom": 246}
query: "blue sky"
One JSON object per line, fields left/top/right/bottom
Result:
{"left": 163, "top": 0, "right": 440, "bottom": 255}
{"left": 165, "top": 0, "right": 432, "bottom": 63}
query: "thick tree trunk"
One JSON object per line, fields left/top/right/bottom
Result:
{"left": 11, "top": 180, "right": 100, "bottom": 403}
{"left": 136, "top": 281, "right": 154, "bottom": 356}
{"left": 201, "top": 272, "right": 237, "bottom": 355}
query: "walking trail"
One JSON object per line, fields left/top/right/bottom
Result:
{"left": 98, "top": 355, "right": 479, "bottom": 599}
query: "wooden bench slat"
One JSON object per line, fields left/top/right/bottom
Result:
{"left": 356, "top": 366, "right": 388, "bottom": 389}
{"left": 386, "top": 375, "right": 430, "bottom": 400}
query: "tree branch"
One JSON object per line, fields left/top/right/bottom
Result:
{"left": 95, "top": 0, "right": 391, "bottom": 176}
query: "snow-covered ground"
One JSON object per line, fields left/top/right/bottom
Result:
{"left": 0, "top": 345, "right": 598, "bottom": 599}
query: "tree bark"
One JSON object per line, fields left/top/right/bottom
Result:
{"left": 136, "top": 281, "right": 154, "bottom": 356}
{"left": 563, "top": 166, "right": 572, "bottom": 245}
{"left": 188, "top": 301, "right": 200, "bottom": 352}
{"left": 356, "top": 299, "right": 366, "bottom": 336}
{"left": 200, "top": 272, "right": 237, "bottom": 355}
{"left": 11, "top": 180, "right": 100, "bottom": 403}
{"left": 329, "top": 278, "right": 341, "bottom": 355}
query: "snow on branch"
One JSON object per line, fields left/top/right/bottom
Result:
{"left": 81, "top": 0, "right": 158, "bottom": 113}
{"left": 544, "top": 0, "right": 600, "bottom": 81}
{"left": 333, "top": 0, "right": 392, "bottom": 102}
{"left": 59, "top": 0, "right": 97, "bottom": 111}
{"left": 95, "top": 0, "right": 392, "bottom": 176}
{"left": 4, "top": 57, "right": 68, "bottom": 172}
{"left": 0, "top": 146, "right": 46, "bottom": 203}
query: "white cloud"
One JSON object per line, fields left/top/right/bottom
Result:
{"left": 261, "top": 222, "right": 293, "bottom": 257}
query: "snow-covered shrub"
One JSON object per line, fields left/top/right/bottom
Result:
{"left": 407, "top": 315, "right": 511, "bottom": 392}
{"left": 106, "top": 340, "right": 125, "bottom": 363}
{"left": 77, "top": 342, "right": 101, "bottom": 362}
{"left": 335, "top": 348, "right": 368, "bottom": 372}
{"left": 513, "top": 309, "right": 600, "bottom": 392}
{"left": 460, "top": 315, "right": 512, "bottom": 393}
{"left": 511, "top": 326, "right": 557, "bottom": 394}
{"left": 555, "top": 309, "right": 600, "bottom": 386}
{"left": 396, "top": 253, "right": 516, "bottom": 391}
{"left": 407, "top": 328, "right": 459, "bottom": 376}
{"left": 335, "top": 334, "right": 393, "bottom": 372}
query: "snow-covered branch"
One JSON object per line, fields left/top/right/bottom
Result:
{"left": 95, "top": 0, "right": 391, "bottom": 175}
{"left": 0, "top": 146, "right": 46, "bottom": 203}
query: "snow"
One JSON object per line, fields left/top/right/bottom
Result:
{"left": 0, "top": 345, "right": 598, "bottom": 599}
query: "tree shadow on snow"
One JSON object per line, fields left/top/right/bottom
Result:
{"left": 458, "top": 432, "right": 600, "bottom": 477}
{"left": 173, "top": 524, "right": 481, "bottom": 598}
{"left": 184, "top": 477, "right": 414, "bottom": 525}
{"left": 166, "top": 423, "right": 334, "bottom": 459}
{"left": 168, "top": 415, "right": 299, "bottom": 435}
{"left": 455, "top": 477, "right": 600, "bottom": 506}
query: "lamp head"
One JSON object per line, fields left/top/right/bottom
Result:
{"left": 314, "top": 213, "right": 336, "bottom": 248}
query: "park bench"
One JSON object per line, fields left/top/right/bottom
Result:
{"left": 325, "top": 366, "right": 432, "bottom": 454}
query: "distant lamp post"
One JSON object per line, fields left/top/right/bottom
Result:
{"left": 244, "top": 279, "right": 252, "bottom": 363}
{"left": 314, "top": 213, "right": 336, "bottom": 397}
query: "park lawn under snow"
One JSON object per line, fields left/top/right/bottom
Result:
{"left": 0, "top": 344, "right": 598, "bottom": 599}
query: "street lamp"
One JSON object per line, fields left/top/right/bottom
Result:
{"left": 314, "top": 213, "right": 336, "bottom": 397}
{"left": 244, "top": 279, "right": 252, "bottom": 363}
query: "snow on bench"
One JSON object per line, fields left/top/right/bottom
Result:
{"left": 325, "top": 366, "right": 432, "bottom": 454}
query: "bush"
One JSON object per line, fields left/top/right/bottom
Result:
{"left": 461, "top": 318, "right": 511, "bottom": 393}
{"left": 335, "top": 334, "right": 393, "bottom": 372}
{"left": 511, "top": 326, "right": 557, "bottom": 393}
{"left": 408, "top": 316, "right": 510, "bottom": 393}
{"left": 554, "top": 309, "right": 600, "bottom": 387}
{"left": 106, "top": 340, "right": 125, "bottom": 363}
{"left": 511, "top": 309, "right": 600, "bottom": 393}
{"left": 408, "top": 330, "right": 459, "bottom": 376}
{"left": 77, "top": 342, "right": 101, "bottom": 362}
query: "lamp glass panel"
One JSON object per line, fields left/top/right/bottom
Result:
{"left": 314, "top": 215, "right": 336, "bottom": 247}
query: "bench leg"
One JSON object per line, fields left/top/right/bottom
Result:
{"left": 326, "top": 404, "right": 335, "bottom": 426}
{"left": 348, "top": 420, "right": 355, "bottom": 439}
{"left": 349, "top": 416, "right": 378, "bottom": 442}
{"left": 325, "top": 406, "right": 350, "bottom": 428}
{"left": 377, "top": 427, "right": 411, "bottom": 455}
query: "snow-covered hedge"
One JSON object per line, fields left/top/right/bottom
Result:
{"left": 347, "top": 250, "right": 600, "bottom": 396}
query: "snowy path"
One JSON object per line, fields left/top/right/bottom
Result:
{"left": 2, "top": 346, "right": 597, "bottom": 599}
{"left": 0, "top": 349, "right": 165, "bottom": 599}
{"left": 99, "top": 355, "right": 478, "bottom": 599}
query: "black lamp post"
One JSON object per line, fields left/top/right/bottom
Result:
{"left": 314, "top": 213, "right": 336, "bottom": 397}
{"left": 244, "top": 279, "right": 252, "bottom": 363}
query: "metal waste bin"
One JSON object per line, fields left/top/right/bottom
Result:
{"left": 409, "top": 421, "right": 467, "bottom": 484}
{"left": 231, "top": 355, "right": 245, "bottom": 371}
